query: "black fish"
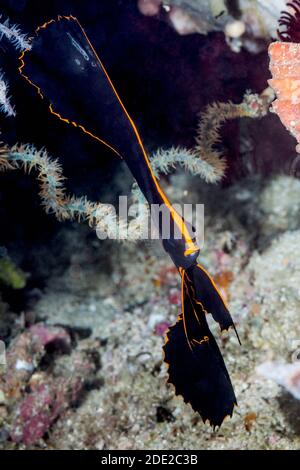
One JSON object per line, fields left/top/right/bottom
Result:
{"left": 19, "top": 15, "right": 239, "bottom": 426}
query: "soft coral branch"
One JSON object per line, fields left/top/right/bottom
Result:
{"left": 150, "top": 146, "right": 222, "bottom": 183}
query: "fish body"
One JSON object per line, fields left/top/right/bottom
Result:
{"left": 19, "top": 15, "right": 238, "bottom": 426}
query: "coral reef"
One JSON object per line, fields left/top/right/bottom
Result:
{"left": 1, "top": 174, "right": 299, "bottom": 449}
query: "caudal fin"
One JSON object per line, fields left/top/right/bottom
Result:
{"left": 163, "top": 270, "right": 237, "bottom": 427}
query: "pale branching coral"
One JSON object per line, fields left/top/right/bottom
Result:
{"left": 0, "top": 70, "right": 16, "bottom": 117}
{"left": 0, "top": 15, "right": 32, "bottom": 117}
{"left": 0, "top": 15, "right": 31, "bottom": 51}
